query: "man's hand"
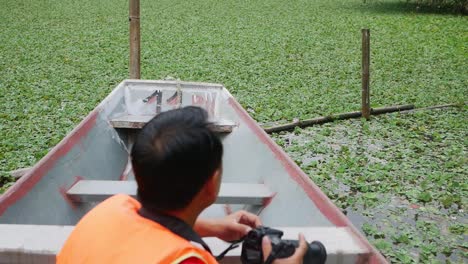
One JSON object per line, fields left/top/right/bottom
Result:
{"left": 261, "top": 234, "right": 308, "bottom": 264}
{"left": 194, "top": 210, "right": 262, "bottom": 241}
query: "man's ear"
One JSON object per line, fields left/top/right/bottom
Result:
{"left": 205, "top": 167, "right": 222, "bottom": 199}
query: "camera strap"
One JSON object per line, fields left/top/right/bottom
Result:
{"left": 214, "top": 238, "right": 244, "bottom": 261}
{"left": 138, "top": 207, "right": 213, "bottom": 254}
{"left": 263, "top": 243, "right": 288, "bottom": 264}
{"left": 138, "top": 207, "right": 246, "bottom": 262}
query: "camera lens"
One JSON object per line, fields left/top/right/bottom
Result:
{"left": 305, "top": 241, "right": 327, "bottom": 264}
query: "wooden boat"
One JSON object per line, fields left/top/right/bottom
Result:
{"left": 0, "top": 80, "right": 387, "bottom": 263}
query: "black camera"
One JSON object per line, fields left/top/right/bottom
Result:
{"left": 240, "top": 226, "right": 327, "bottom": 264}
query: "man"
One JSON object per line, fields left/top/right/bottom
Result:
{"left": 58, "top": 106, "right": 306, "bottom": 263}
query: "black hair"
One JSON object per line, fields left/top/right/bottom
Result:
{"left": 131, "top": 106, "right": 223, "bottom": 211}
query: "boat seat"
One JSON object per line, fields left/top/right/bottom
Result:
{"left": 67, "top": 180, "right": 273, "bottom": 205}
{"left": 109, "top": 114, "right": 236, "bottom": 133}
{"left": 0, "top": 224, "right": 371, "bottom": 264}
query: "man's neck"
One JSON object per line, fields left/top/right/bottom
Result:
{"left": 139, "top": 193, "right": 210, "bottom": 227}
{"left": 165, "top": 209, "right": 199, "bottom": 227}
{"left": 164, "top": 197, "right": 209, "bottom": 227}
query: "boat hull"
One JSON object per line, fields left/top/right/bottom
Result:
{"left": 0, "top": 80, "right": 387, "bottom": 263}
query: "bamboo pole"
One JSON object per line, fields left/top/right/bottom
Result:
{"left": 399, "top": 102, "right": 466, "bottom": 114}
{"left": 129, "top": 0, "right": 141, "bottom": 79}
{"left": 263, "top": 104, "right": 414, "bottom": 134}
{"left": 362, "top": 29, "right": 370, "bottom": 120}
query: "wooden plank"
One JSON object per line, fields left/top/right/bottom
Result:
{"left": 0, "top": 225, "right": 370, "bottom": 264}
{"left": 109, "top": 115, "right": 236, "bottom": 133}
{"left": 0, "top": 224, "right": 72, "bottom": 264}
{"left": 207, "top": 227, "right": 371, "bottom": 264}
{"left": 67, "top": 181, "right": 273, "bottom": 205}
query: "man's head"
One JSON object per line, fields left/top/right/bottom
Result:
{"left": 131, "top": 106, "right": 223, "bottom": 212}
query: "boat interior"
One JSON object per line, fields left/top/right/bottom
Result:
{"left": 0, "top": 80, "right": 377, "bottom": 263}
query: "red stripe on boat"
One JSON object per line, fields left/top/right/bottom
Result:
{"left": 262, "top": 193, "right": 276, "bottom": 208}
{"left": 0, "top": 111, "right": 99, "bottom": 216}
{"left": 223, "top": 204, "right": 233, "bottom": 215}
{"left": 119, "top": 158, "right": 132, "bottom": 181}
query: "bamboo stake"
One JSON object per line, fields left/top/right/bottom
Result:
{"left": 263, "top": 104, "right": 414, "bottom": 134}
{"left": 362, "top": 29, "right": 371, "bottom": 120}
{"left": 129, "top": 0, "right": 140, "bottom": 79}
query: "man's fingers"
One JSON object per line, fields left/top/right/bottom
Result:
{"left": 262, "top": 236, "right": 272, "bottom": 261}
{"left": 231, "top": 222, "right": 252, "bottom": 236}
{"left": 238, "top": 211, "right": 262, "bottom": 227}
{"left": 292, "top": 233, "right": 308, "bottom": 259}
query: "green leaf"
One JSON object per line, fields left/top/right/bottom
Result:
{"left": 374, "top": 239, "right": 392, "bottom": 252}
{"left": 449, "top": 224, "right": 467, "bottom": 235}
{"left": 417, "top": 192, "right": 432, "bottom": 203}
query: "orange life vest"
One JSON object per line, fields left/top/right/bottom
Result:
{"left": 57, "top": 194, "right": 218, "bottom": 264}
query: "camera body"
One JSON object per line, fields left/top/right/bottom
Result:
{"left": 240, "top": 226, "right": 327, "bottom": 264}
